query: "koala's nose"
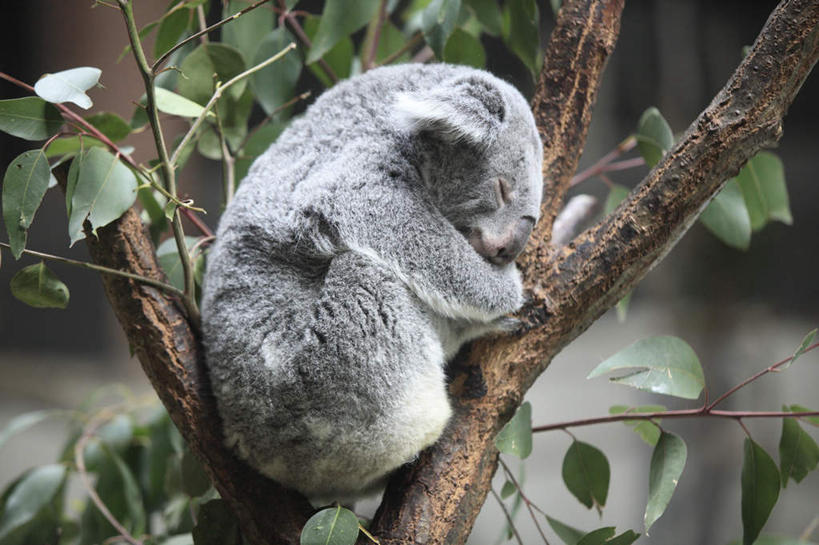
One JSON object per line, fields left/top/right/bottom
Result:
{"left": 470, "top": 218, "right": 534, "bottom": 266}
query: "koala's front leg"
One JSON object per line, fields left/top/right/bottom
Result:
{"left": 345, "top": 200, "right": 524, "bottom": 323}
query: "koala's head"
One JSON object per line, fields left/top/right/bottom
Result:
{"left": 395, "top": 72, "right": 543, "bottom": 266}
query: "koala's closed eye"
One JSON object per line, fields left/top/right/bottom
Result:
{"left": 495, "top": 178, "right": 512, "bottom": 206}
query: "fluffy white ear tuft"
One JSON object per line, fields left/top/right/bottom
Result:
{"left": 393, "top": 75, "right": 507, "bottom": 148}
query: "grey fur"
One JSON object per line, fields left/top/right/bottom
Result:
{"left": 201, "top": 64, "right": 542, "bottom": 502}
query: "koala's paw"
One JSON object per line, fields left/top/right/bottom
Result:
{"left": 491, "top": 315, "right": 523, "bottom": 333}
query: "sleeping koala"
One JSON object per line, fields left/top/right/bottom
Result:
{"left": 201, "top": 63, "right": 543, "bottom": 502}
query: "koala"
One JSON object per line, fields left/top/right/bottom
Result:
{"left": 201, "top": 63, "right": 543, "bottom": 502}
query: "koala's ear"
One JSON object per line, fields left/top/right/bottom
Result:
{"left": 394, "top": 75, "right": 507, "bottom": 148}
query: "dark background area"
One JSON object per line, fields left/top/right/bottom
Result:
{"left": 0, "top": 2, "right": 816, "bottom": 544}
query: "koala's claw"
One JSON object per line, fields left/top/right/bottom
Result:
{"left": 493, "top": 316, "right": 522, "bottom": 333}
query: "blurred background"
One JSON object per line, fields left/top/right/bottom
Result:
{"left": 0, "top": 1, "right": 817, "bottom": 544}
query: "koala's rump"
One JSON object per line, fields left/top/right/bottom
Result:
{"left": 205, "top": 250, "right": 452, "bottom": 499}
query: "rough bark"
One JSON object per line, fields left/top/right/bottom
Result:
{"left": 70, "top": 0, "right": 819, "bottom": 544}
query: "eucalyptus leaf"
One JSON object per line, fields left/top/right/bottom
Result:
{"left": 0, "top": 410, "right": 61, "bottom": 450}
{"left": 0, "top": 97, "right": 63, "bottom": 140}
{"left": 251, "top": 28, "right": 302, "bottom": 115}
{"left": 86, "top": 112, "right": 132, "bottom": 141}
{"left": 464, "top": 0, "right": 503, "bottom": 35}
{"left": 303, "top": 16, "right": 354, "bottom": 87}
{"left": 562, "top": 440, "right": 610, "bottom": 512}
{"left": 306, "top": 0, "right": 380, "bottom": 65}
{"left": 645, "top": 431, "right": 687, "bottom": 532}
{"left": 106, "top": 447, "right": 147, "bottom": 536}
{"left": 443, "top": 28, "right": 486, "bottom": 68}
{"left": 0, "top": 464, "right": 67, "bottom": 542}
{"left": 788, "top": 404, "right": 819, "bottom": 427}
{"left": 155, "top": 88, "right": 210, "bottom": 119}
{"left": 157, "top": 236, "right": 202, "bottom": 290}
{"left": 66, "top": 147, "right": 138, "bottom": 245}
{"left": 34, "top": 67, "right": 102, "bottom": 109}
{"left": 636, "top": 107, "right": 674, "bottom": 167}
{"left": 10, "top": 262, "right": 70, "bottom": 309}
{"left": 222, "top": 0, "right": 274, "bottom": 64}
{"left": 575, "top": 527, "right": 615, "bottom": 545}
{"left": 700, "top": 179, "right": 752, "bottom": 250}
{"left": 178, "top": 43, "right": 246, "bottom": 105}
{"left": 2, "top": 149, "right": 51, "bottom": 259}
{"left": 155, "top": 6, "right": 192, "bottom": 59}
{"left": 741, "top": 439, "right": 781, "bottom": 545}
{"left": 504, "top": 0, "right": 541, "bottom": 76}
{"left": 779, "top": 414, "right": 819, "bottom": 487}
{"left": 494, "top": 401, "right": 532, "bottom": 459}
{"left": 181, "top": 449, "right": 211, "bottom": 497}
{"left": 781, "top": 328, "right": 816, "bottom": 370}
{"left": 545, "top": 515, "right": 585, "bottom": 545}
{"left": 499, "top": 480, "right": 516, "bottom": 500}
{"left": 587, "top": 336, "right": 705, "bottom": 400}
{"left": 609, "top": 405, "right": 665, "bottom": 446}
{"left": 603, "top": 184, "right": 629, "bottom": 216}
{"left": 736, "top": 151, "right": 792, "bottom": 231}
{"left": 422, "top": 0, "right": 462, "bottom": 59}
{"left": 300, "top": 506, "right": 360, "bottom": 545}
{"left": 606, "top": 530, "right": 640, "bottom": 545}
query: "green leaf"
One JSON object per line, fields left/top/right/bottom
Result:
{"left": 464, "top": 0, "right": 503, "bottom": 36}
{"left": 222, "top": 0, "right": 275, "bottom": 64}
{"left": 251, "top": 28, "right": 302, "bottom": 116}
{"left": 562, "top": 440, "right": 610, "bottom": 512}
{"left": 700, "top": 179, "right": 752, "bottom": 250}
{"left": 370, "top": 21, "right": 411, "bottom": 65}
{"left": 34, "top": 67, "right": 102, "bottom": 110}
{"left": 154, "top": 88, "right": 210, "bottom": 119}
{"left": 779, "top": 413, "right": 819, "bottom": 487}
{"left": 736, "top": 152, "right": 792, "bottom": 231}
{"left": 504, "top": 0, "right": 541, "bottom": 76}
{"left": 551, "top": 0, "right": 562, "bottom": 17}
{"left": 181, "top": 449, "right": 211, "bottom": 497}
{"left": 157, "top": 236, "right": 202, "bottom": 290}
{"left": 10, "top": 262, "right": 70, "bottom": 309}
{"left": 587, "top": 336, "right": 705, "bottom": 400}
{"left": 0, "top": 410, "right": 60, "bottom": 450}
{"left": 443, "top": 28, "right": 485, "bottom": 68}
{"left": 781, "top": 329, "right": 816, "bottom": 370}
{"left": 421, "top": 0, "right": 462, "bottom": 59}
{"left": 66, "top": 147, "right": 138, "bottom": 245}
{"left": 2, "top": 149, "right": 51, "bottom": 259}
{"left": 178, "top": 43, "right": 246, "bottom": 105}
{"left": 86, "top": 112, "right": 132, "bottom": 141}
{"left": 609, "top": 405, "right": 665, "bottom": 446}
{"left": 306, "top": 0, "right": 379, "bottom": 64}
{"left": 545, "top": 515, "right": 585, "bottom": 545}
{"left": 494, "top": 401, "right": 532, "bottom": 459}
{"left": 0, "top": 97, "right": 63, "bottom": 141}
{"left": 636, "top": 107, "right": 674, "bottom": 167}
{"left": 300, "top": 506, "right": 360, "bottom": 545}
{"left": 644, "top": 431, "right": 687, "bottom": 532}
{"left": 741, "top": 438, "right": 781, "bottom": 545}
{"left": 576, "top": 527, "right": 615, "bottom": 545}
{"left": 606, "top": 531, "right": 640, "bottom": 545}
{"left": 155, "top": 7, "right": 192, "bottom": 59}
{"left": 499, "top": 480, "right": 516, "bottom": 500}
{"left": 303, "top": 16, "right": 354, "bottom": 87}
{"left": 235, "top": 120, "right": 287, "bottom": 181}
{"left": 106, "top": 447, "right": 146, "bottom": 536}
{"left": 788, "top": 404, "right": 819, "bottom": 427}
{"left": 192, "top": 499, "right": 240, "bottom": 545}
{"left": 0, "top": 464, "right": 67, "bottom": 542}
{"left": 603, "top": 184, "right": 629, "bottom": 216}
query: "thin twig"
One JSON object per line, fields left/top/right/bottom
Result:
{"left": 532, "top": 408, "right": 819, "bottom": 434}
{"left": 799, "top": 515, "right": 819, "bottom": 541}
{"left": 196, "top": 4, "right": 209, "bottom": 43}
{"left": 570, "top": 135, "right": 638, "bottom": 187}
{"left": 74, "top": 409, "right": 143, "bottom": 545}
{"left": 707, "top": 341, "right": 819, "bottom": 410}
{"left": 278, "top": 0, "right": 338, "bottom": 84}
{"left": 213, "top": 105, "right": 236, "bottom": 206}
{"left": 363, "top": 0, "right": 388, "bottom": 72}
{"left": 0, "top": 242, "right": 184, "bottom": 298}
{"left": 490, "top": 488, "right": 525, "bottom": 545}
{"left": 376, "top": 32, "right": 423, "bottom": 67}
{"left": 170, "top": 42, "right": 297, "bottom": 167}
{"left": 153, "top": 0, "right": 273, "bottom": 72}
{"left": 498, "top": 459, "right": 551, "bottom": 545}
{"left": 180, "top": 207, "right": 214, "bottom": 237}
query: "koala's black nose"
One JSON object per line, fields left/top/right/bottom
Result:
{"left": 470, "top": 217, "right": 535, "bottom": 266}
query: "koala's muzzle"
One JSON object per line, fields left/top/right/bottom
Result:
{"left": 468, "top": 217, "right": 534, "bottom": 266}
